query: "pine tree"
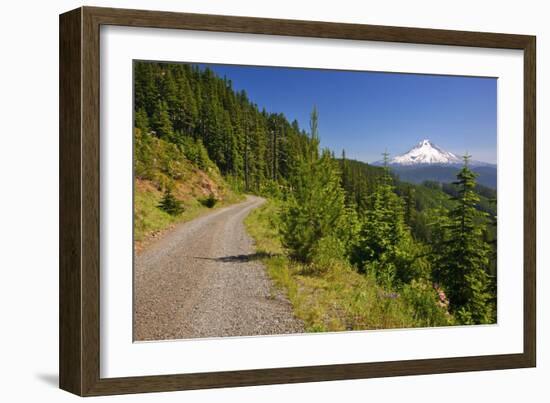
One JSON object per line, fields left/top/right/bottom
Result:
{"left": 151, "top": 101, "right": 173, "bottom": 140}
{"left": 308, "top": 106, "right": 320, "bottom": 162}
{"left": 281, "top": 150, "right": 352, "bottom": 263}
{"left": 161, "top": 70, "right": 179, "bottom": 122}
{"left": 341, "top": 149, "right": 350, "bottom": 200}
{"left": 280, "top": 108, "right": 353, "bottom": 263}
{"left": 158, "top": 188, "right": 184, "bottom": 216}
{"left": 174, "top": 73, "right": 198, "bottom": 134}
{"left": 351, "top": 152, "right": 414, "bottom": 286}
{"left": 134, "top": 62, "right": 159, "bottom": 117}
{"left": 135, "top": 108, "right": 150, "bottom": 134}
{"left": 404, "top": 185, "right": 416, "bottom": 228}
{"left": 432, "top": 155, "right": 493, "bottom": 324}
{"left": 244, "top": 117, "right": 250, "bottom": 191}
{"left": 251, "top": 115, "right": 267, "bottom": 191}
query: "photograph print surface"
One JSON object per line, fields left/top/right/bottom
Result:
{"left": 133, "top": 61, "right": 497, "bottom": 341}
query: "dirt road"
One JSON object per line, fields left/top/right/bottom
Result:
{"left": 134, "top": 195, "right": 304, "bottom": 341}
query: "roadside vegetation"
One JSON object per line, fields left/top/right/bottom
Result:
{"left": 245, "top": 200, "right": 453, "bottom": 331}
{"left": 134, "top": 129, "right": 242, "bottom": 251}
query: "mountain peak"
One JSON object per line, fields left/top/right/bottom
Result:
{"left": 418, "top": 139, "right": 433, "bottom": 147}
{"left": 390, "top": 139, "right": 461, "bottom": 166}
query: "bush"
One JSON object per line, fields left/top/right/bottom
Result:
{"left": 260, "top": 180, "right": 283, "bottom": 199}
{"left": 309, "top": 236, "right": 348, "bottom": 275}
{"left": 401, "top": 280, "right": 453, "bottom": 327}
{"left": 158, "top": 188, "right": 184, "bottom": 216}
{"left": 363, "top": 261, "right": 397, "bottom": 290}
{"left": 199, "top": 194, "right": 218, "bottom": 208}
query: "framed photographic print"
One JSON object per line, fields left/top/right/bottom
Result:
{"left": 59, "top": 6, "right": 536, "bottom": 396}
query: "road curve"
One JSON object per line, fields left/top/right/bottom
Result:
{"left": 134, "top": 195, "right": 304, "bottom": 341}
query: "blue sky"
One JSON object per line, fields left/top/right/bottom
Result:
{"left": 198, "top": 63, "right": 497, "bottom": 164}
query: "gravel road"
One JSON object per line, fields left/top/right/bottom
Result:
{"left": 134, "top": 195, "right": 304, "bottom": 341}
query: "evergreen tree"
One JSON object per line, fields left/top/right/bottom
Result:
{"left": 134, "top": 62, "right": 159, "bottom": 117}
{"left": 404, "top": 185, "right": 416, "bottom": 228}
{"left": 352, "top": 152, "right": 415, "bottom": 286}
{"left": 174, "top": 73, "right": 198, "bottom": 134}
{"left": 251, "top": 114, "right": 267, "bottom": 191}
{"left": 280, "top": 108, "right": 354, "bottom": 263}
{"left": 151, "top": 100, "right": 173, "bottom": 140}
{"left": 158, "top": 188, "right": 184, "bottom": 216}
{"left": 486, "top": 197, "right": 498, "bottom": 293}
{"left": 161, "top": 70, "right": 179, "bottom": 122}
{"left": 281, "top": 149, "right": 353, "bottom": 263}
{"left": 308, "top": 106, "right": 320, "bottom": 161}
{"left": 243, "top": 116, "right": 251, "bottom": 191}
{"left": 432, "top": 155, "right": 493, "bottom": 324}
{"left": 135, "top": 108, "right": 150, "bottom": 134}
{"left": 341, "top": 149, "right": 350, "bottom": 202}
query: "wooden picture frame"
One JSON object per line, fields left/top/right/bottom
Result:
{"left": 59, "top": 6, "right": 536, "bottom": 396}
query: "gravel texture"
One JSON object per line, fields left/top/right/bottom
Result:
{"left": 134, "top": 195, "right": 304, "bottom": 341}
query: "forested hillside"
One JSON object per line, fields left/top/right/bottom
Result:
{"left": 134, "top": 61, "right": 314, "bottom": 193}
{"left": 134, "top": 61, "right": 497, "bottom": 328}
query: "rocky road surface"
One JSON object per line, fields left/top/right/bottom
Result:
{"left": 134, "top": 196, "right": 304, "bottom": 341}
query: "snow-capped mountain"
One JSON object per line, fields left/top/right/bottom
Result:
{"left": 390, "top": 139, "right": 461, "bottom": 165}
{"left": 371, "top": 139, "right": 497, "bottom": 188}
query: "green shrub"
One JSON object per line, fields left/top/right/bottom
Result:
{"left": 158, "top": 188, "right": 184, "bottom": 216}
{"left": 199, "top": 194, "right": 218, "bottom": 208}
{"left": 260, "top": 180, "right": 283, "bottom": 199}
{"left": 309, "top": 235, "right": 347, "bottom": 275}
{"left": 401, "top": 280, "right": 453, "bottom": 327}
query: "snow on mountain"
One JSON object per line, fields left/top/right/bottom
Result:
{"left": 370, "top": 139, "right": 496, "bottom": 188}
{"left": 389, "top": 139, "right": 462, "bottom": 165}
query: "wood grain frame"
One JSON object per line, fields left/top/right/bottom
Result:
{"left": 59, "top": 6, "right": 536, "bottom": 396}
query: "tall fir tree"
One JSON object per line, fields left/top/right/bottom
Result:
{"left": 280, "top": 108, "right": 354, "bottom": 263}
{"left": 135, "top": 108, "right": 150, "bottom": 135}
{"left": 404, "top": 185, "right": 416, "bottom": 228}
{"left": 432, "top": 155, "right": 493, "bottom": 324}
{"left": 174, "top": 73, "right": 198, "bottom": 135}
{"left": 352, "top": 151, "right": 414, "bottom": 287}
{"left": 151, "top": 100, "right": 173, "bottom": 140}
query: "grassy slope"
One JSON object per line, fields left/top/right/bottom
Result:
{"left": 245, "top": 200, "right": 453, "bottom": 332}
{"left": 134, "top": 165, "right": 243, "bottom": 252}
